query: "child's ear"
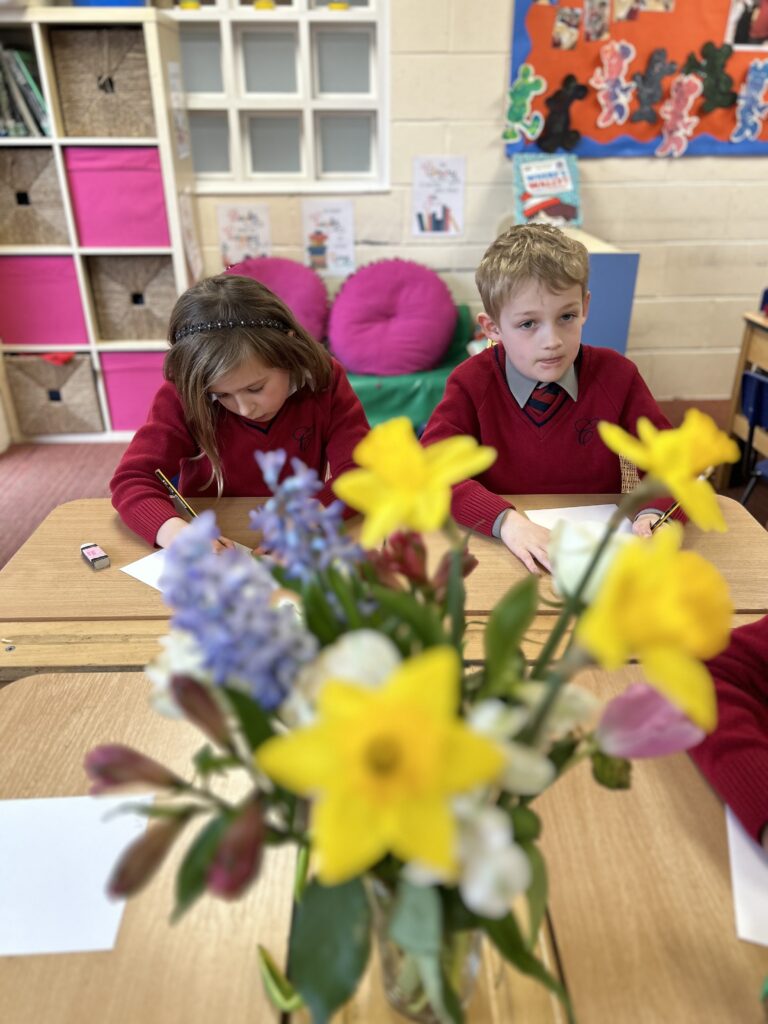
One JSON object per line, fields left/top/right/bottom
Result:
{"left": 582, "top": 290, "right": 591, "bottom": 322}
{"left": 476, "top": 313, "right": 501, "bottom": 342}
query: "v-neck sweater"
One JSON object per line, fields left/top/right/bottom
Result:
{"left": 111, "top": 358, "right": 370, "bottom": 545}
{"left": 421, "top": 344, "right": 681, "bottom": 535}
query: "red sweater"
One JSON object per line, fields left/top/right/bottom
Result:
{"left": 111, "top": 358, "right": 370, "bottom": 545}
{"left": 421, "top": 344, "right": 682, "bottom": 534}
{"left": 690, "top": 615, "right": 768, "bottom": 845}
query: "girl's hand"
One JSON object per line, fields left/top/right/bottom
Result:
{"left": 156, "top": 518, "right": 237, "bottom": 553}
{"left": 212, "top": 536, "right": 237, "bottom": 552}
{"left": 500, "top": 510, "right": 552, "bottom": 574}
{"left": 632, "top": 513, "right": 658, "bottom": 538}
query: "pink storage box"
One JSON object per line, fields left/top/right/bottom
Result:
{"left": 0, "top": 256, "right": 88, "bottom": 345}
{"left": 101, "top": 351, "right": 166, "bottom": 430}
{"left": 64, "top": 147, "right": 170, "bottom": 248}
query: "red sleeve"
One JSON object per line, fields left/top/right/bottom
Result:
{"left": 110, "top": 383, "right": 199, "bottom": 545}
{"left": 689, "top": 616, "right": 768, "bottom": 844}
{"left": 317, "top": 360, "right": 371, "bottom": 515}
{"left": 421, "top": 367, "right": 513, "bottom": 536}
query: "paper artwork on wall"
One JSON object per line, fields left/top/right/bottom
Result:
{"left": 513, "top": 153, "right": 582, "bottom": 226}
{"left": 166, "top": 62, "right": 191, "bottom": 161}
{"left": 178, "top": 193, "right": 204, "bottom": 282}
{"left": 301, "top": 199, "right": 356, "bottom": 277}
{"left": 217, "top": 204, "right": 271, "bottom": 268}
{"left": 412, "top": 156, "right": 465, "bottom": 237}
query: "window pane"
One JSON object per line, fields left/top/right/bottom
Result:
{"left": 242, "top": 30, "right": 297, "bottom": 93}
{"left": 315, "top": 30, "right": 370, "bottom": 94}
{"left": 248, "top": 115, "right": 301, "bottom": 173}
{"left": 189, "top": 112, "right": 230, "bottom": 173}
{"left": 180, "top": 27, "right": 223, "bottom": 93}
{"left": 318, "top": 114, "right": 371, "bottom": 173}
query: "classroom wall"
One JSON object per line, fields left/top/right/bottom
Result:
{"left": 193, "top": 0, "right": 767, "bottom": 402}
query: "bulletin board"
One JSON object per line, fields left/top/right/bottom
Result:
{"left": 505, "top": 0, "right": 768, "bottom": 157}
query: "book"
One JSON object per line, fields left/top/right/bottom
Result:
{"left": 0, "top": 48, "right": 39, "bottom": 137}
{"left": 512, "top": 153, "right": 582, "bottom": 227}
{"left": 0, "top": 63, "right": 29, "bottom": 137}
{"left": 9, "top": 49, "right": 49, "bottom": 136}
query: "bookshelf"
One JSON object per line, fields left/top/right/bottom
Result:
{"left": 0, "top": 7, "right": 200, "bottom": 442}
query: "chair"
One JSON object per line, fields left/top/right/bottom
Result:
{"left": 739, "top": 370, "right": 768, "bottom": 507}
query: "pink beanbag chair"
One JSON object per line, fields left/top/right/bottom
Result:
{"left": 225, "top": 257, "right": 329, "bottom": 342}
{"left": 328, "top": 259, "right": 457, "bottom": 375}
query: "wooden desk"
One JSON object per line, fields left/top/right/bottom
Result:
{"left": 1, "top": 495, "right": 766, "bottom": 681}
{"left": 537, "top": 665, "right": 768, "bottom": 1024}
{"left": 716, "top": 310, "right": 768, "bottom": 490}
{"left": 0, "top": 671, "right": 561, "bottom": 1024}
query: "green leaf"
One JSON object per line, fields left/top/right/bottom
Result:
{"left": 257, "top": 945, "right": 304, "bottom": 1013}
{"left": 303, "top": 581, "right": 344, "bottom": 644}
{"left": 192, "top": 743, "right": 239, "bottom": 777}
{"left": 415, "top": 954, "right": 464, "bottom": 1024}
{"left": 546, "top": 735, "right": 581, "bottom": 773}
{"left": 510, "top": 804, "right": 541, "bottom": 843}
{"left": 521, "top": 842, "right": 548, "bottom": 948}
{"left": 172, "top": 815, "right": 230, "bottom": 921}
{"left": 293, "top": 843, "right": 309, "bottom": 903}
{"left": 288, "top": 878, "right": 371, "bottom": 1024}
{"left": 443, "top": 549, "right": 467, "bottom": 649}
{"left": 389, "top": 879, "right": 442, "bottom": 956}
{"left": 591, "top": 750, "right": 632, "bottom": 790}
{"left": 483, "top": 911, "right": 573, "bottom": 1022}
{"left": 369, "top": 585, "right": 447, "bottom": 648}
{"left": 323, "top": 566, "right": 363, "bottom": 628}
{"left": 222, "top": 688, "right": 274, "bottom": 752}
{"left": 483, "top": 576, "right": 538, "bottom": 696}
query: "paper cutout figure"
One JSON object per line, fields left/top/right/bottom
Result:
{"left": 584, "top": 0, "right": 611, "bottom": 43}
{"left": 731, "top": 57, "right": 768, "bottom": 141}
{"left": 590, "top": 40, "right": 637, "bottom": 127}
{"left": 682, "top": 42, "right": 738, "bottom": 112}
{"left": 552, "top": 9, "right": 582, "bottom": 51}
{"left": 503, "top": 63, "right": 546, "bottom": 142}
{"left": 631, "top": 48, "right": 678, "bottom": 124}
{"left": 655, "top": 74, "right": 703, "bottom": 157}
{"left": 537, "top": 75, "right": 588, "bottom": 152}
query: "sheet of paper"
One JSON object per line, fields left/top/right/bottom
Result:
{"left": 0, "top": 795, "right": 150, "bottom": 956}
{"left": 121, "top": 543, "right": 251, "bottom": 593}
{"left": 524, "top": 503, "right": 632, "bottom": 534}
{"left": 726, "top": 806, "right": 768, "bottom": 947}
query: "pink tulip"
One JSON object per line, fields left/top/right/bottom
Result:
{"left": 431, "top": 548, "right": 479, "bottom": 602}
{"left": 170, "top": 675, "right": 233, "bottom": 750}
{"left": 596, "top": 683, "right": 705, "bottom": 759}
{"left": 109, "top": 817, "right": 188, "bottom": 898}
{"left": 207, "top": 796, "right": 265, "bottom": 899}
{"left": 85, "top": 745, "right": 182, "bottom": 793}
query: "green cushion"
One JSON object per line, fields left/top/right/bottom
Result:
{"left": 346, "top": 305, "right": 473, "bottom": 429}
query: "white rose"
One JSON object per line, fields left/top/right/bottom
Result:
{"left": 549, "top": 519, "right": 632, "bottom": 604}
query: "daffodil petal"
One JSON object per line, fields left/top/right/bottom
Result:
{"left": 332, "top": 468, "right": 381, "bottom": 513}
{"left": 256, "top": 725, "right": 337, "bottom": 793}
{"left": 385, "top": 646, "right": 460, "bottom": 718}
{"left": 442, "top": 722, "right": 505, "bottom": 791}
{"left": 359, "top": 500, "right": 408, "bottom": 548}
{"left": 318, "top": 680, "right": 372, "bottom": 721}
{"left": 671, "top": 479, "right": 727, "bottom": 532}
{"left": 635, "top": 417, "right": 659, "bottom": 446}
{"left": 641, "top": 647, "right": 718, "bottom": 732}
{"left": 408, "top": 485, "right": 451, "bottom": 534}
{"left": 393, "top": 797, "right": 457, "bottom": 877}
{"left": 597, "top": 421, "right": 650, "bottom": 468}
{"left": 425, "top": 436, "right": 497, "bottom": 485}
{"left": 313, "top": 791, "right": 390, "bottom": 884}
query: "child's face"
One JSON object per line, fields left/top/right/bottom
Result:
{"left": 207, "top": 355, "right": 292, "bottom": 423}
{"left": 478, "top": 279, "right": 590, "bottom": 382}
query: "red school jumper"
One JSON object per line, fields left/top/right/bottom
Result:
{"left": 421, "top": 344, "right": 682, "bottom": 535}
{"left": 111, "top": 358, "right": 370, "bottom": 546}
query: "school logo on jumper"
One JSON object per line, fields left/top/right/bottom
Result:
{"left": 575, "top": 417, "right": 599, "bottom": 445}
{"left": 293, "top": 426, "right": 314, "bottom": 452}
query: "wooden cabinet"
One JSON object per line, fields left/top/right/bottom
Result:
{"left": 715, "top": 311, "right": 768, "bottom": 490}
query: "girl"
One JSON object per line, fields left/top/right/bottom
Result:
{"left": 110, "top": 274, "right": 370, "bottom": 549}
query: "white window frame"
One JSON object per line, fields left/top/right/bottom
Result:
{"left": 173, "top": 0, "right": 389, "bottom": 195}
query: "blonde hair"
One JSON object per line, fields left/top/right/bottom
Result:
{"left": 475, "top": 224, "right": 590, "bottom": 321}
{"left": 165, "top": 274, "right": 332, "bottom": 495}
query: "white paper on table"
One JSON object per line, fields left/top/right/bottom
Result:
{"left": 121, "top": 543, "right": 252, "bottom": 593}
{"left": 0, "top": 795, "right": 150, "bottom": 956}
{"left": 524, "top": 503, "right": 632, "bottom": 534}
{"left": 725, "top": 806, "right": 768, "bottom": 947}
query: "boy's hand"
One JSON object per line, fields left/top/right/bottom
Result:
{"left": 632, "top": 513, "right": 658, "bottom": 538}
{"left": 500, "top": 510, "right": 552, "bottom": 574}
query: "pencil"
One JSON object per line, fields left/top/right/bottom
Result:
{"left": 154, "top": 469, "right": 199, "bottom": 520}
{"left": 650, "top": 501, "right": 680, "bottom": 532}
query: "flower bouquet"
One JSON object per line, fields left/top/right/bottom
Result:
{"left": 86, "top": 411, "right": 739, "bottom": 1024}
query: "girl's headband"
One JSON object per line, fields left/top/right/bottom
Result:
{"left": 173, "top": 317, "right": 287, "bottom": 343}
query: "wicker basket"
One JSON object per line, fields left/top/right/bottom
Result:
{"left": 5, "top": 353, "right": 103, "bottom": 435}
{"left": 88, "top": 255, "right": 177, "bottom": 341}
{"left": 50, "top": 27, "right": 155, "bottom": 138}
{"left": 0, "top": 148, "right": 68, "bottom": 245}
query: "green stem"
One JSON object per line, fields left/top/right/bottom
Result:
{"left": 519, "top": 647, "right": 591, "bottom": 747}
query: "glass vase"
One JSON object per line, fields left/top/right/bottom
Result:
{"left": 368, "top": 878, "right": 483, "bottom": 1024}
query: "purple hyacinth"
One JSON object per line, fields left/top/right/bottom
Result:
{"left": 159, "top": 511, "right": 318, "bottom": 709}
{"left": 250, "top": 451, "right": 363, "bottom": 585}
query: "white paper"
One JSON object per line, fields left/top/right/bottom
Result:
{"left": 726, "top": 806, "right": 768, "bottom": 947}
{"left": 0, "top": 796, "right": 149, "bottom": 956}
{"left": 412, "top": 156, "right": 465, "bottom": 236}
{"left": 524, "top": 503, "right": 632, "bottom": 534}
{"left": 301, "top": 198, "right": 355, "bottom": 277}
{"left": 121, "top": 544, "right": 252, "bottom": 593}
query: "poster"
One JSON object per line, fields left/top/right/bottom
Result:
{"left": 513, "top": 153, "right": 582, "bottom": 226}
{"left": 412, "top": 156, "right": 465, "bottom": 236}
{"left": 506, "top": 0, "right": 768, "bottom": 156}
{"left": 167, "top": 62, "right": 191, "bottom": 162}
{"left": 301, "top": 199, "right": 355, "bottom": 277}
{"left": 178, "top": 193, "right": 204, "bottom": 282}
{"left": 217, "top": 204, "right": 271, "bottom": 267}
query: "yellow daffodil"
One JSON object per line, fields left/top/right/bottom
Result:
{"left": 575, "top": 523, "right": 732, "bottom": 731}
{"left": 598, "top": 409, "right": 739, "bottom": 532}
{"left": 256, "top": 646, "right": 504, "bottom": 885}
{"left": 332, "top": 418, "right": 496, "bottom": 547}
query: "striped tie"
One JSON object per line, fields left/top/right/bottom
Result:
{"left": 524, "top": 381, "right": 567, "bottom": 426}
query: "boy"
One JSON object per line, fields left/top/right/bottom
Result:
{"left": 421, "top": 223, "right": 679, "bottom": 572}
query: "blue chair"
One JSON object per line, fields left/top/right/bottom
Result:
{"left": 739, "top": 370, "right": 768, "bottom": 507}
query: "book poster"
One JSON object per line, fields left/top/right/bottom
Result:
{"left": 167, "top": 62, "right": 190, "bottom": 161}
{"left": 217, "top": 204, "right": 271, "bottom": 267}
{"left": 301, "top": 199, "right": 356, "bottom": 277}
{"left": 178, "top": 193, "right": 204, "bottom": 282}
{"left": 412, "top": 156, "right": 465, "bottom": 237}
{"left": 513, "top": 153, "right": 582, "bottom": 226}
